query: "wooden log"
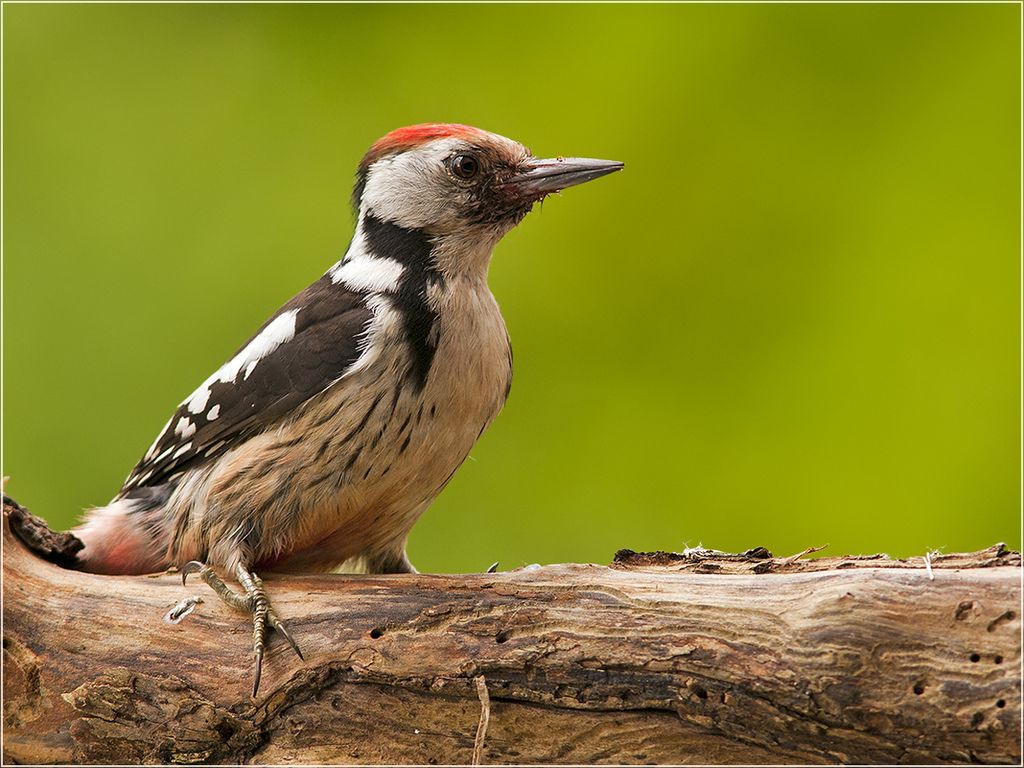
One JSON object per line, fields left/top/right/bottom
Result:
{"left": 2, "top": 498, "right": 1020, "bottom": 765}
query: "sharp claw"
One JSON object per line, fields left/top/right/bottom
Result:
{"left": 181, "top": 560, "right": 205, "bottom": 586}
{"left": 184, "top": 562, "right": 300, "bottom": 697}
{"left": 253, "top": 645, "right": 264, "bottom": 697}
{"left": 268, "top": 618, "right": 303, "bottom": 663}
{"left": 486, "top": 561, "right": 499, "bottom": 574}
{"left": 274, "top": 621, "right": 304, "bottom": 661}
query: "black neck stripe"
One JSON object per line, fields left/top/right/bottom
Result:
{"left": 361, "top": 213, "right": 437, "bottom": 273}
{"left": 362, "top": 213, "right": 440, "bottom": 391}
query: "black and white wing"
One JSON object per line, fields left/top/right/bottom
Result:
{"left": 119, "top": 275, "right": 374, "bottom": 494}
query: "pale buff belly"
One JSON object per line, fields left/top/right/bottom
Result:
{"left": 174, "top": 308, "right": 512, "bottom": 573}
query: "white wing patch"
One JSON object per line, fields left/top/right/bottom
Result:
{"left": 183, "top": 309, "right": 299, "bottom": 415}
{"left": 120, "top": 266, "right": 375, "bottom": 495}
{"left": 127, "top": 308, "right": 302, "bottom": 490}
{"left": 155, "top": 445, "right": 176, "bottom": 464}
{"left": 174, "top": 416, "right": 196, "bottom": 439}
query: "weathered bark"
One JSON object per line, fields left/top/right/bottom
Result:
{"left": 2, "top": 498, "right": 1020, "bottom": 765}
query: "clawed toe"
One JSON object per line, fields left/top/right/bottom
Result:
{"left": 178, "top": 561, "right": 303, "bottom": 696}
{"left": 269, "top": 609, "right": 304, "bottom": 660}
{"left": 180, "top": 560, "right": 209, "bottom": 586}
{"left": 252, "top": 643, "right": 264, "bottom": 697}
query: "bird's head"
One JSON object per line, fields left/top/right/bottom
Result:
{"left": 351, "top": 124, "right": 623, "bottom": 275}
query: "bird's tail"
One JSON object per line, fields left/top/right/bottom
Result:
{"left": 73, "top": 492, "right": 170, "bottom": 575}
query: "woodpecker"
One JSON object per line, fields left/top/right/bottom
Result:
{"left": 72, "top": 123, "right": 623, "bottom": 695}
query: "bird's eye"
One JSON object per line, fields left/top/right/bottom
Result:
{"left": 450, "top": 154, "right": 479, "bottom": 180}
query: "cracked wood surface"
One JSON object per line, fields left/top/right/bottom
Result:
{"left": 2, "top": 498, "right": 1021, "bottom": 765}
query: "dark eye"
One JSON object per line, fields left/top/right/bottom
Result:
{"left": 450, "top": 154, "right": 479, "bottom": 180}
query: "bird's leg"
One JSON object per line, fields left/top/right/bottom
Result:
{"left": 181, "top": 560, "right": 249, "bottom": 611}
{"left": 181, "top": 561, "right": 302, "bottom": 697}
{"left": 234, "top": 565, "right": 269, "bottom": 696}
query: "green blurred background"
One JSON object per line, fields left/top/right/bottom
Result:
{"left": 3, "top": 4, "right": 1020, "bottom": 572}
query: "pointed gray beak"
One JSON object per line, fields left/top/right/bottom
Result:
{"left": 501, "top": 157, "right": 624, "bottom": 199}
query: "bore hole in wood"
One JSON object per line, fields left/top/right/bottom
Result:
{"left": 970, "top": 653, "right": 981, "bottom": 662}
{"left": 997, "top": 699, "right": 1006, "bottom": 708}
{"left": 693, "top": 685, "right": 708, "bottom": 700}
{"left": 987, "top": 610, "right": 1017, "bottom": 632}
{"left": 912, "top": 682, "right": 925, "bottom": 695}
{"left": 995, "top": 655, "right": 1004, "bottom": 664}
{"left": 369, "top": 627, "right": 385, "bottom": 639}
{"left": 495, "top": 630, "right": 510, "bottom": 644}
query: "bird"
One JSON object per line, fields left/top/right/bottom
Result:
{"left": 71, "top": 123, "right": 623, "bottom": 695}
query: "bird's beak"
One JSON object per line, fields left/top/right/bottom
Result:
{"left": 500, "top": 157, "right": 624, "bottom": 200}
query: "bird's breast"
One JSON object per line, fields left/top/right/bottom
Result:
{"left": 373, "top": 280, "right": 512, "bottom": 488}
{"left": 268, "top": 281, "right": 511, "bottom": 563}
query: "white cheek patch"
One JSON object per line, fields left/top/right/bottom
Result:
{"left": 183, "top": 309, "right": 300, "bottom": 415}
{"left": 360, "top": 139, "right": 464, "bottom": 229}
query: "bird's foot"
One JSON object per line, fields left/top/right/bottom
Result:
{"left": 181, "top": 561, "right": 303, "bottom": 696}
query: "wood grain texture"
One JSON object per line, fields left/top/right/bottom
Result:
{"left": 2, "top": 499, "right": 1020, "bottom": 765}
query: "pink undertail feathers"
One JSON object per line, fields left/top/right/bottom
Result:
{"left": 72, "top": 499, "right": 167, "bottom": 575}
